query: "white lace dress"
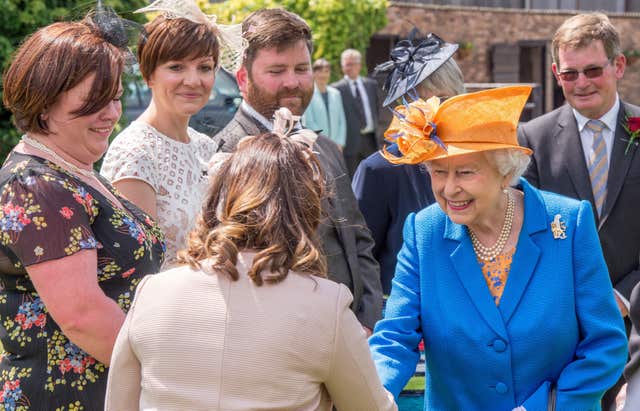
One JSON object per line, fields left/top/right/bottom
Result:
{"left": 101, "top": 121, "right": 218, "bottom": 268}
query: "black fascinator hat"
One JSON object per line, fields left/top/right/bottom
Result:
{"left": 375, "top": 29, "right": 458, "bottom": 107}
{"left": 86, "top": 0, "right": 145, "bottom": 69}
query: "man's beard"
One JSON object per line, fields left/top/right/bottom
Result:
{"left": 245, "top": 81, "right": 313, "bottom": 119}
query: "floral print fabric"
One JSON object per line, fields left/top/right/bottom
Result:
{"left": 0, "top": 151, "right": 164, "bottom": 410}
{"left": 477, "top": 247, "right": 515, "bottom": 306}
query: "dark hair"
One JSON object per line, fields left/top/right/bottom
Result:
{"left": 138, "top": 16, "right": 220, "bottom": 81}
{"left": 178, "top": 133, "right": 326, "bottom": 285}
{"left": 2, "top": 18, "right": 124, "bottom": 134}
{"left": 241, "top": 8, "right": 312, "bottom": 74}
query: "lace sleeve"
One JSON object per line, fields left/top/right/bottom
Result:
{"left": 100, "top": 128, "right": 159, "bottom": 192}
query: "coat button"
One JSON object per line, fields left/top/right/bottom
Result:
{"left": 495, "top": 382, "right": 508, "bottom": 394}
{"left": 493, "top": 339, "right": 507, "bottom": 352}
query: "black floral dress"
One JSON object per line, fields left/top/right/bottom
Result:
{"left": 0, "top": 151, "right": 165, "bottom": 410}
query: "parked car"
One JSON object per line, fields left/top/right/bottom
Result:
{"left": 122, "top": 67, "right": 241, "bottom": 136}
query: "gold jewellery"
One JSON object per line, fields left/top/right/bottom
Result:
{"left": 469, "top": 189, "right": 515, "bottom": 262}
{"left": 21, "top": 135, "right": 97, "bottom": 179}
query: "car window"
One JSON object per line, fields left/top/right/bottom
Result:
{"left": 213, "top": 69, "right": 240, "bottom": 97}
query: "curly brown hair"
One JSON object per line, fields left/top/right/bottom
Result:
{"left": 178, "top": 133, "right": 326, "bottom": 285}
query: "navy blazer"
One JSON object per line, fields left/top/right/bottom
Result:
{"left": 352, "top": 144, "right": 434, "bottom": 294}
{"left": 370, "top": 178, "right": 627, "bottom": 410}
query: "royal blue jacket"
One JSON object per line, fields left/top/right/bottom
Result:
{"left": 369, "top": 178, "right": 627, "bottom": 410}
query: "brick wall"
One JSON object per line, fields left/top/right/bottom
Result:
{"left": 378, "top": 3, "right": 640, "bottom": 107}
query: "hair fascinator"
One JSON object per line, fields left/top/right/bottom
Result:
{"left": 135, "top": 0, "right": 247, "bottom": 73}
{"left": 376, "top": 29, "right": 458, "bottom": 107}
{"left": 383, "top": 86, "right": 533, "bottom": 164}
{"left": 88, "top": 0, "right": 145, "bottom": 68}
{"left": 272, "top": 107, "right": 318, "bottom": 148}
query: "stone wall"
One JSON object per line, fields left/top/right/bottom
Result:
{"left": 378, "top": 3, "right": 640, "bottom": 107}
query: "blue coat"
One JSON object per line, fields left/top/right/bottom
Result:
{"left": 302, "top": 85, "right": 347, "bottom": 147}
{"left": 352, "top": 144, "right": 434, "bottom": 294}
{"left": 369, "top": 178, "right": 627, "bottom": 410}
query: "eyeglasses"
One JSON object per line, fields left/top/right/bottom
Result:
{"left": 557, "top": 60, "right": 611, "bottom": 82}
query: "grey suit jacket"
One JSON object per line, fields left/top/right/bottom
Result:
{"left": 213, "top": 106, "right": 383, "bottom": 328}
{"left": 331, "top": 77, "right": 381, "bottom": 156}
{"left": 518, "top": 101, "right": 640, "bottom": 300}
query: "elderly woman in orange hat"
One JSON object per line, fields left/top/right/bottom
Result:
{"left": 368, "top": 86, "right": 627, "bottom": 410}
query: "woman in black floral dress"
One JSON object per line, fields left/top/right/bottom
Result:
{"left": 0, "top": 12, "right": 164, "bottom": 411}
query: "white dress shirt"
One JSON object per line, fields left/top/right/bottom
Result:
{"left": 572, "top": 96, "right": 629, "bottom": 311}
{"left": 346, "top": 75, "right": 375, "bottom": 133}
{"left": 573, "top": 96, "right": 620, "bottom": 169}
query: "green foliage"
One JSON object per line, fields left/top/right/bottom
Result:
{"left": 204, "top": 0, "right": 388, "bottom": 81}
{"left": 0, "top": 0, "right": 149, "bottom": 164}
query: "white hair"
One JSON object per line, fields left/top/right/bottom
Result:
{"left": 486, "top": 149, "right": 531, "bottom": 185}
{"left": 423, "top": 148, "right": 531, "bottom": 186}
{"left": 417, "top": 58, "right": 466, "bottom": 97}
{"left": 341, "top": 48, "right": 361, "bottom": 65}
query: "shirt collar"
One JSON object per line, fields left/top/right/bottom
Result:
{"left": 573, "top": 95, "right": 620, "bottom": 132}
{"left": 345, "top": 75, "right": 361, "bottom": 83}
{"left": 240, "top": 101, "right": 303, "bottom": 132}
{"left": 241, "top": 101, "right": 273, "bottom": 131}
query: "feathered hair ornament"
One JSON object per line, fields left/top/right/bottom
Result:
{"left": 135, "top": 0, "right": 247, "bottom": 73}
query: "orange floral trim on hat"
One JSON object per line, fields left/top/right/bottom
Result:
{"left": 382, "top": 96, "right": 446, "bottom": 164}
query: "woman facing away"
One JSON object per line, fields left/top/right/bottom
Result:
{"left": 101, "top": 0, "right": 244, "bottom": 268}
{"left": 352, "top": 31, "right": 464, "bottom": 294}
{"left": 368, "top": 86, "right": 628, "bottom": 410}
{"left": 104, "top": 112, "right": 397, "bottom": 411}
{"left": 0, "top": 10, "right": 164, "bottom": 410}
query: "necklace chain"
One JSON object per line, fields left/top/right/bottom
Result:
{"left": 468, "top": 190, "right": 515, "bottom": 262}
{"left": 21, "top": 135, "right": 96, "bottom": 179}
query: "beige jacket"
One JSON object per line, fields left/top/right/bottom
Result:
{"left": 105, "top": 251, "right": 396, "bottom": 411}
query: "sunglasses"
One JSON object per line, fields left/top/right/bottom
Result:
{"left": 557, "top": 60, "right": 611, "bottom": 82}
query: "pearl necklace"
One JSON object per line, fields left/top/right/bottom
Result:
{"left": 21, "top": 135, "right": 97, "bottom": 179}
{"left": 468, "top": 190, "right": 515, "bottom": 262}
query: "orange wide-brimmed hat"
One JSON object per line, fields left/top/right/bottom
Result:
{"left": 382, "top": 85, "right": 533, "bottom": 164}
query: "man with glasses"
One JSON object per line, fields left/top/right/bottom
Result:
{"left": 518, "top": 12, "right": 640, "bottom": 410}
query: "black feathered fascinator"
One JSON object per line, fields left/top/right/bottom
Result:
{"left": 375, "top": 29, "right": 458, "bottom": 107}
{"left": 87, "top": 0, "right": 145, "bottom": 69}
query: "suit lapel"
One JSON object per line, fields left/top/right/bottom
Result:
{"left": 446, "top": 222, "right": 508, "bottom": 339}
{"left": 558, "top": 106, "right": 597, "bottom": 216}
{"left": 340, "top": 79, "right": 357, "bottom": 107}
{"left": 601, "top": 101, "right": 639, "bottom": 223}
{"left": 498, "top": 180, "right": 545, "bottom": 324}
{"left": 237, "top": 106, "right": 268, "bottom": 135}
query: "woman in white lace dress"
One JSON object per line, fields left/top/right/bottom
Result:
{"left": 101, "top": 5, "right": 232, "bottom": 268}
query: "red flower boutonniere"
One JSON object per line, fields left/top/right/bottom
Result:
{"left": 622, "top": 113, "right": 640, "bottom": 154}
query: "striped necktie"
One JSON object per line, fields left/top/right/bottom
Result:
{"left": 586, "top": 119, "right": 608, "bottom": 217}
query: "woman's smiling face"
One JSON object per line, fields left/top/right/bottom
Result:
{"left": 428, "top": 151, "right": 509, "bottom": 231}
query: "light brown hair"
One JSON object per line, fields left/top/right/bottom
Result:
{"left": 552, "top": 12, "right": 622, "bottom": 65}
{"left": 241, "top": 8, "right": 312, "bottom": 75}
{"left": 138, "top": 16, "right": 220, "bottom": 81}
{"left": 312, "top": 58, "right": 331, "bottom": 72}
{"left": 2, "top": 18, "right": 124, "bottom": 134}
{"left": 178, "top": 133, "right": 326, "bottom": 285}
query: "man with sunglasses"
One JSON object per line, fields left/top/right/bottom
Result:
{"left": 518, "top": 12, "right": 640, "bottom": 411}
